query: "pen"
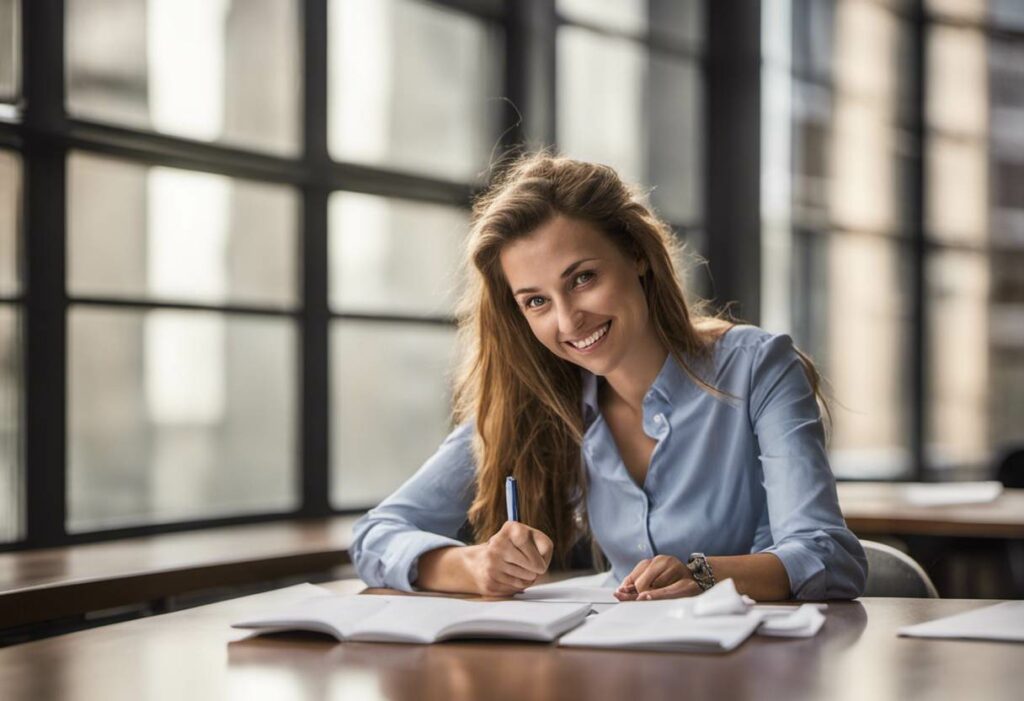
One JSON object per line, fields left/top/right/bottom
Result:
{"left": 505, "top": 476, "right": 520, "bottom": 522}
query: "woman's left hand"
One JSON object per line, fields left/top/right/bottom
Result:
{"left": 614, "top": 555, "right": 702, "bottom": 601}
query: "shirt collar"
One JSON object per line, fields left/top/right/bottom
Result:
{"left": 580, "top": 352, "right": 694, "bottom": 422}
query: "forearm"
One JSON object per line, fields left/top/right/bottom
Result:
{"left": 707, "top": 552, "right": 791, "bottom": 601}
{"left": 415, "top": 545, "right": 478, "bottom": 594}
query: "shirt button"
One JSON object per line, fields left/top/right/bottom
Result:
{"left": 653, "top": 414, "right": 664, "bottom": 424}
{"left": 637, "top": 543, "right": 644, "bottom": 551}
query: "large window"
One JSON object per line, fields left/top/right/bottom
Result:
{"left": 18, "top": 0, "right": 1013, "bottom": 551}
{"left": 2, "top": 0, "right": 510, "bottom": 549}
{"left": 762, "top": 0, "right": 1024, "bottom": 478}
{"left": 923, "top": 1, "right": 1024, "bottom": 471}
{"left": 4, "top": 0, "right": 712, "bottom": 550}
{"left": 65, "top": 153, "right": 301, "bottom": 530}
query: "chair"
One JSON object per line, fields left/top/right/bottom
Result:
{"left": 995, "top": 446, "right": 1024, "bottom": 488}
{"left": 995, "top": 446, "right": 1024, "bottom": 596}
{"left": 861, "top": 540, "right": 939, "bottom": 598}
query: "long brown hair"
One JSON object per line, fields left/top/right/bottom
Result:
{"left": 452, "top": 153, "right": 829, "bottom": 567}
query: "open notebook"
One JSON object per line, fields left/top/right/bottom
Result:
{"left": 231, "top": 585, "right": 591, "bottom": 644}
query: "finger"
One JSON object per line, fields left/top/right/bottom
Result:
{"left": 492, "top": 528, "right": 542, "bottom": 574}
{"left": 650, "top": 563, "right": 687, "bottom": 590}
{"left": 489, "top": 569, "right": 535, "bottom": 593}
{"left": 500, "top": 560, "right": 539, "bottom": 582}
{"left": 637, "top": 579, "right": 694, "bottom": 601}
{"left": 530, "top": 530, "right": 554, "bottom": 569}
{"left": 505, "top": 524, "right": 547, "bottom": 574}
{"left": 634, "top": 559, "right": 671, "bottom": 593}
{"left": 613, "top": 589, "right": 638, "bottom": 601}
{"left": 618, "top": 559, "right": 651, "bottom": 592}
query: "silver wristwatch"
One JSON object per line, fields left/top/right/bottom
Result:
{"left": 686, "top": 552, "right": 716, "bottom": 591}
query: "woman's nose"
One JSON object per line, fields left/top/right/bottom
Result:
{"left": 557, "top": 304, "right": 584, "bottom": 335}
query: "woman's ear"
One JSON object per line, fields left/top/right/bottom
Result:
{"left": 636, "top": 257, "right": 649, "bottom": 276}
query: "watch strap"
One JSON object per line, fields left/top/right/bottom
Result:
{"left": 686, "top": 552, "right": 717, "bottom": 591}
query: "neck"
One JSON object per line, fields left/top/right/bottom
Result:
{"left": 600, "top": 332, "right": 669, "bottom": 413}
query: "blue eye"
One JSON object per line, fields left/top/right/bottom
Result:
{"left": 573, "top": 271, "right": 595, "bottom": 286}
{"left": 525, "top": 296, "right": 546, "bottom": 309}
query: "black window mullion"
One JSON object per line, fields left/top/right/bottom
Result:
{"left": 504, "top": 0, "right": 557, "bottom": 151}
{"left": 910, "top": 0, "right": 927, "bottom": 480}
{"left": 22, "top": 0, "right": 67, "bottom": 547}
{"left": 301, "top": 0, "right": 331, "bottom": 517}
{"left": 705, "top": 0, "right": 761, "bottom": 325}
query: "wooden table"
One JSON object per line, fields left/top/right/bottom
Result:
{"left": 1, "top": 580, "right": 1020, "bottom": 701}
{"left": 838, "top": 482, "right": 1024, "bottom": 539}
{"left": 0, "top": 517, "right": 358, "bottom": 629}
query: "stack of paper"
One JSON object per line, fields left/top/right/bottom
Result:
{"left": 556, "top": 578, "right": 825, "bottom": 652}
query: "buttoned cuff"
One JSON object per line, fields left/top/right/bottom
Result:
{"left": 761, "top": 539, "right": 827, "bottom": 601}
{"left": 380, "top": 530, "right": 467, "bottom": 592}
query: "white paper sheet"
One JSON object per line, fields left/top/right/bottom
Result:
{"left": 898, "top": 601, "right": 1024, "bottom": 642}
{"left": 515, "top": 572, "right": 619, "bottom": 604}
{"left": 757, "top": 604, "right": 827, "bottom": 637}
{"left": 558, "top": 597, "right": 761, "bottom": 652}
{"left": 902, "top": 481, "right": 1003, "bottom": 506}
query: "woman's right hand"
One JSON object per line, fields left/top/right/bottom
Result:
{"left": 462, "top": 521, "right": 554, "bottom": 596}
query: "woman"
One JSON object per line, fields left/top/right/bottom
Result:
{"left": 351, "top": 154, "right": 867, "bottom": 601}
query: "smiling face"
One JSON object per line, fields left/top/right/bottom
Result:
{"left": 499, "top": 215, "right": 663, "bottom": 379}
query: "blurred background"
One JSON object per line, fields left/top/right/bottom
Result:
{"left": 0, "top": 0, "right": 1021, "bottom": 549}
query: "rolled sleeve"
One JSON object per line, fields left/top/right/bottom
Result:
{"left": 750, "top": 334, "right": 868, "bottom": 600}
{"left": 351, "top": 422, "right": 477, "bottom": 591}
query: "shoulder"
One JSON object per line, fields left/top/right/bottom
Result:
{"left": 702, "top": 325, "right": 802, "bottom": 391}
{"left": 713, "top": 324, "right": 793, "bottom": 359}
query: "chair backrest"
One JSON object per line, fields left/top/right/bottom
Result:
{"left": 861, "top": 540, "right": 939, "bottom": 598}
{"left": 996, "top": 446, "right": 1024, "bottom": 488}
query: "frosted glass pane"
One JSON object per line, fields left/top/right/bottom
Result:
{"left": 787, "top": 231, "right": 913, "bottom": 479}
{"left": 559, "top": 0, "right": 703, "bottom": 48}
{"left": 649, "top": 55, "right": 702, "bottom": 223}
{"left": 0, "top": 305, "right": 22, "bottom": 542}
{"left": 558, "top": 27, "right": 646, "bottom": 188}
{"left": 558, "top": 0, "right": 646, "bottom": 35}
{"left": 0, "top": 150, "right": 19, "bottom": 296}
{"left": 328, "top": 0, "right": 502, "bottom": 181}
{"left": 68, "top": 307, "right": 298, "bottom": 531}
{"left": 329, "top": 192, "right": 467, "bottom": 315}
{"left": 68, "top": 152, "right": 299, "bottom": 308}
{"left": 0, "top": 0, "right": 18, "bottom": 104}
{"left": 330, "top": 321, "right": 455, "bottom": 509}
{"left": 66, "top": 0, "right": 301, "bottom": 155}
{"left": 926, "top": 250, "right": 991, "bottom": 470}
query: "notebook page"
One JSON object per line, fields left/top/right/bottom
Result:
{"left": 348, "top": 596, "right": 474, "bottom": 643}
{"left": 348, "top": 597, "right": 590, "bottom": 643}
{"left": 232, "top": 594, "right": 392, "bottom": 640}
{"left": 435, "top": 600, "right": 591, "bottom": 641}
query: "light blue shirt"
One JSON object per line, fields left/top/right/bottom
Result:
{"left": 351, "top": 326, "right": 868, "bottom": 600}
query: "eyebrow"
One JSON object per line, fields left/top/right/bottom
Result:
{"left": 513, "top": 258, "right": 601, "bottom": 296}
